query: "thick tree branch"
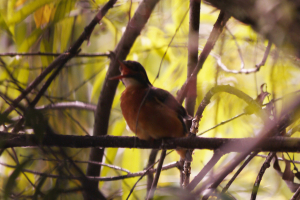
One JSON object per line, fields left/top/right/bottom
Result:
{"left": 0, "top": 52, "right": 109, "bottom": 57}
{"left": 1, "top": 133, "right": 300, "bottom": 152}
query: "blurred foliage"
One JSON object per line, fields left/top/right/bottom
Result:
{"left": 0, "top": 0, "right": 299, "bottom": 199}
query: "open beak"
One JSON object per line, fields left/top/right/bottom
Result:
{"left": 109, "top": 74, "right": 127, "bottom": 80}
{"left": 109, "top": 60, "right": 130, "bottom": 80}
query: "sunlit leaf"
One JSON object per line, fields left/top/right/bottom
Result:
{"left": 34, "top": 4, "right": 54, "bottom": 28}
{"left": 15, "top": 0, "right": 27, "bottom": 8}
{"left": 8, "top": 0, "right": 56, "bottom": 25}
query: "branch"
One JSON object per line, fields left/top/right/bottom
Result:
{"left": 250, "top": 152, "right": 276, "bottom": 200}
{"left": 222, "top": 152, "right": 258, "bottom": 193}
{"left": 213, "top": 41, "right": 272, "bottom": 74}
{"left": 1, "top": 133, "right": 300, "bottom": 152}
{"left": 291, "top": 185, "right": 300, "bottom": 200}
{"left": 176, "top": 11, "right": 230, "bottom": 104}
{"left": 36, "top": 101, "right": 96, "bottom": 111}
{"left": 0, "top": 52, "right": 109, "bottom": 57}
{"left": 0, "top": 161, "right": 179, "bottom": 182}
{"left": 186, "top": 149, "right": 224, "bottom": 191}
{"left": 146, "top": 149, "right": 159, "bottom": 197}
{"left": 182, "top": 0, "right": 200, "bottom": 186}
{"left": 19, "top": 155, "right": 130, "bottom": 173}
{"left": 147, "top": 150, "right": 166, "bottom": 200}
{"left": 190, "top": 85, "right": 267, "bottom": 135}
{"left": 3, "top": 0, "right": 117, "bottom": 115}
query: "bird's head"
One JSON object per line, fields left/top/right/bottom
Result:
{"left": 110, "top": 60, "right": 152, "bottom": 87}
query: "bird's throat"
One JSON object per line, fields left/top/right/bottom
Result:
{"left": 122, "top": 77, "right": 147, "bottom": 88}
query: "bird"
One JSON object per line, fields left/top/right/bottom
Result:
{"left": 110, "top": 60, "right": 192, "bottom": 159}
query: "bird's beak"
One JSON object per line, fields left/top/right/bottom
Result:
{"left": 109, "top": 60, "right": 130, "bottom": 80}
{"left": 109, "top": 74, "right": 126, "bottom": 80}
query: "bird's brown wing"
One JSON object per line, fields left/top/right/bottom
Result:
{"left": 148, "top": 87, "right": 192, "bottom": 120}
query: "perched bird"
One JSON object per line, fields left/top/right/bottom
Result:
{"left": 110, "top": 60, "right": 191, "bottom": 158}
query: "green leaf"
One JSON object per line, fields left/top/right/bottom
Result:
{"left": 0, "top": 12, "right": 13, "bottom": 37}
{"left": 18, "top": 28, "right": 43, "bottom": 52}
{"left": 55, "top": 17, "right": 74, "bottom": 52}
{"left": 52, "top": 0, "right": 75, "bottom": 23}
{"left": 40, "top": 33, "right": 54, "bottom": 66}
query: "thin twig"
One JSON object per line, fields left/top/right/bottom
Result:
{"left": 29, "top": 54, "right": 78, "bottom": 107}
{"left": 186, "top": 149, "right": 224, "bottom": 191}
{"left": 256, "top": 41, "right": 272, "bottom": 68}
{"left": 0, "top": 160, "right": 179, "bottom": 181}
{"left": 191, "top": 85, "right": 266, "bottom": 136}
{"left": 213, "top": 40, "right": 272, "bottom": 74}
{"left": 127, "top": 149, "right": 162, "bottom": 200}
{"left": 222, "top": 152, "right": 258, "bottom": 193}
{"left": 19, "top": 155, "right": 130, "bottom": 173}
{"left": 256, "top": 154, "right": 300, "bottom": 164}
{"left": 198, "top": 113, "right": 246, "bottom": 136}
{"left": 250, "top": 152, "right": 276, "bottom": 200}
{"left": 147, "top": 149, "right": 167, "bottom": 200}
{"left": 146, "top": 149, "right": 159, "bottom": 197}
{"left": 153, "top": 8, "right": 189, "bottom": 83}
{"left": 225, "top": 26, "right": 245, "bottom": 69}
{"left": 62, "top": 68, "right": 105, "bottom": 98}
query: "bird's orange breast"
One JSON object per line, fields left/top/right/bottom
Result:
{"left": 120, "top": 86, "right": 186, "bottom": 140}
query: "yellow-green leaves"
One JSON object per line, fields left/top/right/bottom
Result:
{"left": 34, "top": 3, "right": 54, "bottom": 28}
{"left": 8, "top": 0, "right": 57, "bottom": 25}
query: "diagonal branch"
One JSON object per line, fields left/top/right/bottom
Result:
{"left": 176, "top": 11, "right": 230, "bottom": 104}
{"left": 3, "top": 0, "right": 117, "bottom": 115}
